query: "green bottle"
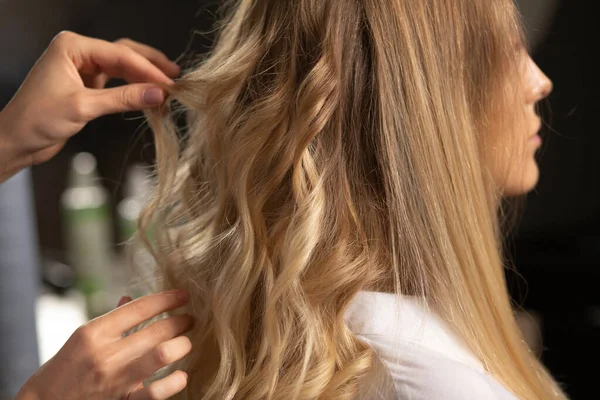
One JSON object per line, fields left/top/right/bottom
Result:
{"left": 61, "top": 153, "right": 114, "bottom": 319}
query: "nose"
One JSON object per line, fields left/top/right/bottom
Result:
{"left": 529, "top": 60, "right": 553, "bottom": 103}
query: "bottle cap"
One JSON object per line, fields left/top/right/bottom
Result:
{"left": 69, "top": 152, "right": 99, "bottom": 188}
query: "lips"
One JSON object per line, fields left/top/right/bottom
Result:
{"left": 529, "top": 134, "right": 542, "bottom": 146}
{"left": 527, "top": 118, "right": 543, "bottom": 146}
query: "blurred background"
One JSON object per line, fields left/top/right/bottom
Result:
{"left": 0, "top": 0, "right": 598, "bottom": 398}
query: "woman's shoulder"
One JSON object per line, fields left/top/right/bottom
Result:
{"left": 355, "top": 341, "right": 520, "bottom": 399}
{"left": 345, "top": 291, "right": 482, "bottom": 368}
{"left": 346, "top": 291, "right": 519, "bottom": 399}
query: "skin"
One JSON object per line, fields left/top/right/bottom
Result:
{"left": 0, "top": 31, "right": 193, "bottom": 399}
{"left": 493, "top": 49, "right": 553, "bottom": 196}
{"left": 16, "top": 291, "right": 194, "bottom": 400}
{"left": 0, "top": 31, "right": 180, "bottom": 183}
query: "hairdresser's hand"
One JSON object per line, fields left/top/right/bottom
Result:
{"left": 15, "top": 290, "right": 193, "bottom": 400}
{"left": 0, "top": 31, "right": 180, "bottom": 182}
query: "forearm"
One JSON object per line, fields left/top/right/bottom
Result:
{"left": 0, "top": 110, "right": 32, "bottom": 183}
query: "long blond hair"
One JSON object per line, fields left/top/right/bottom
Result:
{"left": 141, "top": 0, "right": 567, "bottom": 398}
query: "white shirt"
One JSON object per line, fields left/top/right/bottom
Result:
{"left": 345, "top": 292, "right": 520, "bottom": 399}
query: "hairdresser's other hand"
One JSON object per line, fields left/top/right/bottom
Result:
{"left": 15, "top": 290, "right": 193, "bottom": 400}
{"left": 0, "top": 31, "right": 180, "bottom": 182}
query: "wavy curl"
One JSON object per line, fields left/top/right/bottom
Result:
{"left": 140, "top": 0, "right": 567, "bottom": 399}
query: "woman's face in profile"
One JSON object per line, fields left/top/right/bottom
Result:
{"left": 491, "top": 47, "right": 553, "bottom": 196}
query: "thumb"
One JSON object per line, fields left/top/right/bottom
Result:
{"left": 86, "top": 84, "right": 166, "bottom": 119}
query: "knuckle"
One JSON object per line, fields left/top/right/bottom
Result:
{"left": 153, "top": 342, "right": 172, "bottom": 366}
{"left": 148, "top": 323, "right": 167, "bottom": 340}
{"left": 129, "top": 297, "right": 150, "bottom": 318}
{"left": 110, "top": 44, "right": 136, "bottom": 70}
{"left": 115, "top": 37, "right": 132, "bottom": 46}
{"left": 120, "top": 88, "right": 136, "bottom": 108}
{"left": 52, "top": 31, "right": 76, "bottom": 48}
{"left": 71, "top": 325, "right": 95, "bottom": 348}
{"left": 117, "top": 43, "right": 137, "bottom": 59}
{"left": 72, "top": 325, "right": 89, "bottom": 340}
{"left": 69, "top": 93, "right": 91, "bottom": 121}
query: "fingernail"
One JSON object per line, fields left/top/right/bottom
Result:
{"left": 143, "top": 88, "right": 165, "bottom": 106}
{"left": 118, "top": 296, "right": 132, "bottom": 307}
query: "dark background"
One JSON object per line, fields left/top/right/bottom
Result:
{"left": 510, "top": 2, "right": 600, "bottom": 398}
{"left": 0, "top": 1, "right": 598, "bottom": 398}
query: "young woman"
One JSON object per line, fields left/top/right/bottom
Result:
{"left": 142, "top": 0, "right": 562, "bottom": 398}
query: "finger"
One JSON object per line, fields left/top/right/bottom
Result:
{"left": 82, "top": 84, "right": 166, "bottom": 119}
{"left": 118, "top": 296, "right": 134, "bottom": 308}
{"left": 127, "top": 371, "right": 188, "bottom": 400}
{"left": 73, "top": 36, "right": 174, "bottom": 85}
{"left": 115, "top": 315, "right": 194, "bottom": 365}
{"left": 92, "top": 290, "right": 189, "bottom": 337}
{"left": 121, "top": 335, "right": 192, "bottom": 383}
{"left": 82, "top": 40, "right": 179, "bottom": 89}
{"left": 83, "top": 72, "right": 110, "bottom": 90}
{"left": 116, "top": 39, "right": 180, "bottom": 78}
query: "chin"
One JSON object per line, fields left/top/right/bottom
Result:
{"left": 502, "top": 159, "right": 540, "bottom": 197}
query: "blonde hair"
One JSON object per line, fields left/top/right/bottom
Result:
{"left": 141, "top": 0, "right": 567, "bottom": 398}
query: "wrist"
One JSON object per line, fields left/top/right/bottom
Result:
{"left": 0, "top": 107, "right": 34, "bottom": 182}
